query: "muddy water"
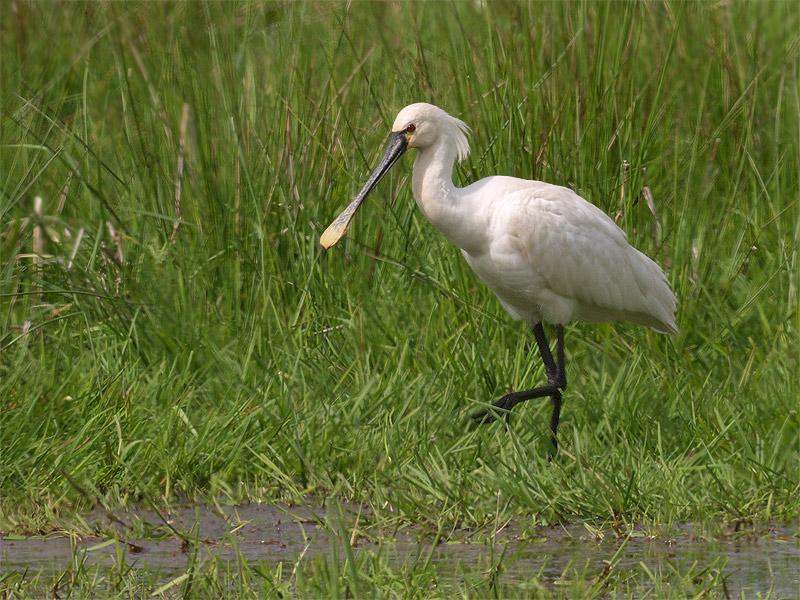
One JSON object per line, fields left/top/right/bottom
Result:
{"left": 1, "top": 503, "right": 798, "bottom": 596}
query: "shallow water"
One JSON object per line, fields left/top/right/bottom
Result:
{"left": 1, "top": 503, "right": 798, "bottom": 596}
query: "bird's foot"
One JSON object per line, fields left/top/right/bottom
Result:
{"left": 470, "top": 407, "right": 501, "bottom": 425}
{"left": 470, "top": 395, "right": 516, "bottom": 425}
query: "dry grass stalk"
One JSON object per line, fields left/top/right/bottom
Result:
{"left": 57, "top": 171, "right": 73, "bottom": 214}
{"left": 67, "top": 227, "right": 85, "bottom": 271}
{"left": 284, "top": 109, "right": 300, "bottom": 204}
{"left": 32, "top": 196, "right": 44, "bottom": 263}
{"left": 171, "top": 103, "right": 192, "bottom": 244}
{"left": 106, "top": 222, "right": 124, "bottom": 265}
{"left": 615, "top": 160, "right": 631, "bottom": 223}
{"left": 642, "top": 186, "right": 661, "bottom": 245}
{"left": 105, "top": 222, "right": 124, "bottom": 295}
{"left": 235, "top": 152, "right": 241, "bottom": 238}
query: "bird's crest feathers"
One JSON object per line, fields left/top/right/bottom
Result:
{"left": 450, "top": 115, "right": 471, "bottom": 163}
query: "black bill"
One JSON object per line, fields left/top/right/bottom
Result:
{"left": 320, "top": 131, "right": 408, "bottom": 249}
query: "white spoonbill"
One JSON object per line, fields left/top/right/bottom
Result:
{"left": 321, "top": 102, "right": 678, "bottom": 451}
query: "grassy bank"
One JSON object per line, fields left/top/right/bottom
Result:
{"left": 1, "top": 0, "right": 799, "bottom": 595}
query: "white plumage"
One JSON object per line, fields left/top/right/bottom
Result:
{"left": 459, "top": 180, "right": 678, "bottom": 334}
{"left": 397, "top": 102, "right": 678, "bottom": 335}
{"left": 321, "top": 102, "right": 678, "bottom": 448}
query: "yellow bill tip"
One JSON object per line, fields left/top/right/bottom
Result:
{"left": 319, "top": 223, "right": 346, "bottom": 250}
{"left": 320, "top": 195, "right": 364, "bottom": 249}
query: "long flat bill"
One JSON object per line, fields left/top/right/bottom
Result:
{"left": 319, "top": 131, "right": 408, "bottom": 250}
{"left": 320, "top": 196, "right": 363, "bottom": 249}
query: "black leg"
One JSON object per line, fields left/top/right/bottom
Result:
{"left": 532, "top": 322, "right": 557, "bottom": 376}
{"left": 547, "top": 325, "right": 567, "bottom": 454}
{"left": 549, "top": 395, "right": 562, "bottom": 445}
{"left": 555, "top": 324, "right": 566, "bottom": 389}
{"left": 471, "top": 323, "right": 567, "bottom": 453}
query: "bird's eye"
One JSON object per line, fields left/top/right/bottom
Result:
{"left": 406, "top": 123, "right": 416, "bottom": 133}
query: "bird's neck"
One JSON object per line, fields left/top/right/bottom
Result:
{"left": 412, "top": 139, "right": 484, "bottom": 253}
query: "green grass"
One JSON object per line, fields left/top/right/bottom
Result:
{"left": 1, "top": 0, "right": 799, "bottom": 596}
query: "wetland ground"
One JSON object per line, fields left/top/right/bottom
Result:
{"left": 2, "top": 502, "right": 798, "bottom": 597}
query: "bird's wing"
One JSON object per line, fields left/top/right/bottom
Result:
{"left": 492, "top": 185, "right": 678, "bottom": 332}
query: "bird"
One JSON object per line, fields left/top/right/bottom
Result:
{"left": 320, "top": 102, "right": 678, "bottom": 452}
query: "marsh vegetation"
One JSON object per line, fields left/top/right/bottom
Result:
{"left": 1, "top": 1, "right": 798, "bottom": 596}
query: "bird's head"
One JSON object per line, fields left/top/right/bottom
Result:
{"left": 320, "top": 103, "right": 469, "bottom": 249}
{"left": 391, "top": 103, "right": 470, "bottom": 161}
